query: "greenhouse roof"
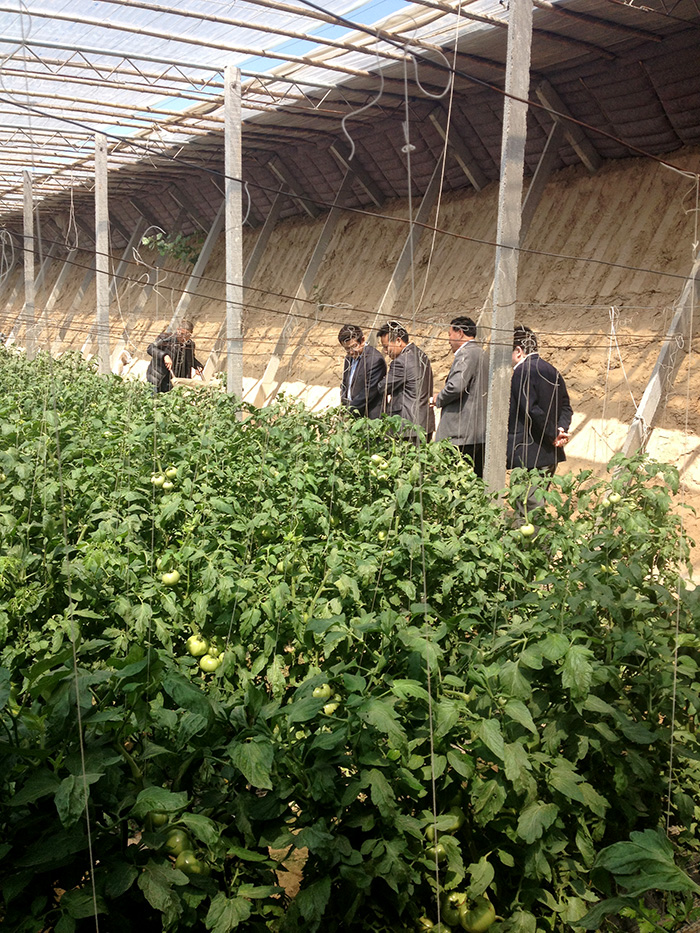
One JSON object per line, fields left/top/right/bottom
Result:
{"left": 1, "top": 0, "right": 699, "bottom": 232}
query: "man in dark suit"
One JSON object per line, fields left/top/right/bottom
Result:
{"left": 431, "top": 315, "right": 487, "bottom": 477}
{"left": 377, "top": 321, "right": 434, "bottom": 441}
{"left": 338, "top": 324, "right": 387, "bottom": 419}
{"left": 508, "top": 325, "right": 572, "bottom": 516}
{"left": 146, "top": 319, "right": 203, "bottom": 394}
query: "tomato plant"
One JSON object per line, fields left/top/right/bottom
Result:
{"left": 0, "top": 349, "right": 698, "bottom": 933}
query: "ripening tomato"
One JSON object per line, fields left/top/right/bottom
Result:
{"left": 519, "top": 523, "right": 535, "bottom": 537}
{"left": 161, "top": 570, "right": 180, "bottom": 586}
{"left": 186, "top": 634, "right": 209, "bottom": 657}
{"left": 165, "top": 466, "right": 178, "bottom": 479}
{"left": 200, "top": 654, "right": 222, "bottom": 673}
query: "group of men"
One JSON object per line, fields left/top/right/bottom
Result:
{"left": 339, "top": 319, "right": 572, "bottom": 484}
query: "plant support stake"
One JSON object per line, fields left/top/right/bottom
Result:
{"left": 225, "top": 63, "right": 243, "bottom": 398}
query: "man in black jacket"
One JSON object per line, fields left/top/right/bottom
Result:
{"left": 508, "top": 325, "right": 572, "bottom": 517}
{"left": 377, "top": 321, "right": 434, "bottom": 441}
{"left": 146, "top": 319, "right": 203, "bottom": 393}
{"left": 338, "top": 324, "right": 387, "bottom": 419}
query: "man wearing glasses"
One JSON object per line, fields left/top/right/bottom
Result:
{"left": 338, "top": 324, "right": 387, "bottom": 419}
{"left": 146, "top": 319, "right": 203, "bottom": 394}
{"left": 377, "top": 321, "right": 434, "bottom": 441}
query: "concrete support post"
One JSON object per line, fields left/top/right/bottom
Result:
{"left": 483, "top": 0, "right": 534, "bottom": 494}
{"left": 95, "top": 134, "right": 111, "bottom": 374}
{"left": 225, "top": 64, "right": 243, "bottom": 398}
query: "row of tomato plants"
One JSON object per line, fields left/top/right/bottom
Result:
{"left": 1, "top": 349, "right": 699, "bottom": 932}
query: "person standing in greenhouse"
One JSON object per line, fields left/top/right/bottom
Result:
{"left": 508, "top": 325, "right": 572, "bottom": 516}
{"left": 146, "top": 319, "right": 203, "bottom": 393}
{"left": 430, "top": 315, "right": 488, "bottom": 478}
{"left": 377, "top": 320, "right": 435, "bottom": 441}
{"left": 338, "top": 324, "right": 387, "bottom": 419}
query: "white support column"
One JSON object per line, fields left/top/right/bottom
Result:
{"left": 23, "top": 172, "right": 36, "bottom": 358}
{"left": 95, "top": 134, "right": 111, "bottom": 374}
{"left": 225, "top": 64, "right": 243, "bottom": 398}
{"left": 483, "top": 0, "right": 534, "bottom": 494}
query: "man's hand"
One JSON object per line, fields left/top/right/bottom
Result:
{"left": 164, "top": 354, "right": 173, "bottom": 371}
{"left": 553, "top": 427, "right": 570, "bottom": 448}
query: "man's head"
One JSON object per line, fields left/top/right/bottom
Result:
{"left": 448, "top": 315, "right": 476, "bottom": 353}
{"left": 377, "top": 321, "right": 409, "bottom": 360}
{"left": 338, "top": 324, "right": 365, "bottom": 359}
{"left": 176, "top": 319, "right": 195, "bottom": 344}
{"left": 512, "top": 325, "right": 538, "bottom": 365}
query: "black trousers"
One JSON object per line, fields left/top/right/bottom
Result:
{"left": 458, "top": 443, "right": 485, "bottom": 479}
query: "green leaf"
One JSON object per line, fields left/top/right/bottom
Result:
{"left": 103, "top": 861, "right": 139, "bottom": 899}
{"left": 179, "top": 813, "right": 220, "bottom": 846}
{"left": 504, "top": 699, "right": 537, "bottom": 734}
{"left": 367, "top": 768, "right": 396, "bottom": 818}
{"left": 10, "top": 770, "right": 61, "bottom": 806}
{"left": 475, "top": 719, "right": 505, "bottom": 761}
{"left": 138, "top": 860, "right": 187, "bottom": 919}
{"left": 595, "top": 829, "right": 700, "bottom": 897}
{"left": 471, "top": 778, "right": 506, "bottom": 825}
{"left": 55, "top": 773, "right": 103, "bottom": 827}
{"left": 237, "top": 884, "right": 283, "bottom": 899}
{"left": 295, "top": 876, "right": 331, "bottom": 923}
{"left": 131, "top": 787, "right": 189, "bottom": 820}
{"left": 503, "top": 741, "right": 532, "bottom": 783}
{"left": 357, "top": 697, "right": 407, "bottom": 750}
{"left": 230, "top": 738, "right": 274, "bottom": 791}
{"left": 466, "top": 855, "right": 494, "bottom": 897}
{"left": 60, "top": 889, "right": 107, "bottom": 919}
{"left": 517, "top": 802, "right": 559, "bottom": 843}
{"left": 549, "top": 765, "right": 584, "bottom": 803}
{"left": 562, "top": 645, "right": 593, "bottom": 699}
{"left": 287, "top": 695, "right": 322, "bottom": 724}
{"left": 205, "top": 892, "right": 252, "bottom": 932}
{"left": 506, "top": 909, "right": 537, "bottom": 933}
{"left": 447, "top": 748, "right": 475, "bottom": 779}
{"left": 540, "top": 633, "right": 569, "bottom": 662}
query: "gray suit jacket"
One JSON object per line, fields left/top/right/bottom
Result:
{"left": 381, "top": 342, "right": 435, "bottom": 438}
{"left": 434, "top": 340, "right": 487, "bottom": 446}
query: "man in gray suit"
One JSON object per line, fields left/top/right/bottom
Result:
{"left": 431, "top": 316, "right": 487, "bottom": 477}
{"left": 377, "top": 321, "right": 435, "bottom": 441}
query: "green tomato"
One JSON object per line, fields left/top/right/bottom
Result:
{"left": 145, "top": 811, "right": 169, "bottom": 831}
{"left": 162, "top": 480, "right": 175, "bottom": 491}
{"left": 416, "top": 919, "right": 435, "bottom": 931}
{"left": 377, "top": 530, "right": 387, "bottom": 542}
{"left": 174, "top": 850, "right": 209, "bottom": 876}
{"left": 200, "top": 654, "right": 222, "bottom": 673}
{"left": 460, "top": 896, "right": 496, "bottom": 933}
{"left": 206, "top": 644, "right": 221, "bottom": 659}
{"left": 161, "top": 570, "right": 180, "bottom": 586}
{"left": 322, "top": 702, "right": 339, "bottom": 716}
{"left": 519, "top": 522, "right": 535, "bottom": 537}
{"left": 426, "top": 842, "right": 447, "bottom": 865}
{"left": 163, "top": 830, "right": 191, "bottom": 856}
{"left": 0, "top": 472, "right": 6, "bottom": 482}
{"left": 426, "top": 806, "right": 466, "bottom": 841}
{"left": 608, "top": 492, "right": 622, "bottom": 504}
{"left": 312, "top": 683, "right": 332, "bottom": 700}
{"left": 370, "top": 453, "right": 383, "bottom": 465}
{"left": 442, "top": 891, "right": 467, "bottom": 926}
{"left": 151, "top": 473, "right": 166, "bottom": 487}
{"left": 186, "top": 634, "right": 209, "bottom": 657}
{"left": 165, "top": 466, "right": 178, "bottom": 479}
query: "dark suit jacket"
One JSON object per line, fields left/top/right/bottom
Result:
{"left": 508, "top": 353, "right": 573, "bottom": 469}
{"left": 341, "top": 345, "right": 387, "bottom": 419}
{"left": 380, "top": 342, "right": 435, "bottom": 438}
{"left": 146, "top": 333, "right": 202, "bottom": 392}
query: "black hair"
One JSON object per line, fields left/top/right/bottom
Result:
{"left": 450, "top": 316, "right": 477, "bottom": 338}
{"left": 513, "top": 325, "right": 538, "bottom": 354}
{"left": 338, "top": 324, "right": 364, "bottom": 345}
{"left": 376, "top": 321, "right": 409, "bottom": 343}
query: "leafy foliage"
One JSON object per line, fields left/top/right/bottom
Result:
{"left": 0, "top": 348, "right": 699, "bottom": 932}
{"left": 141, "top": 230, "right": 203, "bottom": 265}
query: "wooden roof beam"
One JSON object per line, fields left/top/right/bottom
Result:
{"left": 267, "top": 156, "right": 321, "bottom": 219}
{"left": 428, "top": 105, "right": 489, "bottom": 192}
{"left": 535, "top": 80, "right": 602, "bottom": 174}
